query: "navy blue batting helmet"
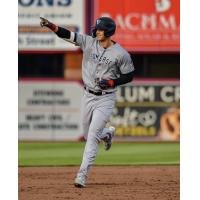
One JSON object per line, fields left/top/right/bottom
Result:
{"left": 92, "top": 17, "right": 116, "bottom": 38}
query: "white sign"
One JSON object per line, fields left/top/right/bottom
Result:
{"left": 18, "top": 0, "right": 85, "bottom": 50}
{"left": 18, "top": 80, "right": 84, "bottom": 140}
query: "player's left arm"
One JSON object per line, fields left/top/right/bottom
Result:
{"left": 98, "top": 71, "right": 134, "bottom": 89}
{"left": 98, "top": 53, "right": 135, "bottom": 89}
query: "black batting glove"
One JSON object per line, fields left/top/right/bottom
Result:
{"left": 97, "top": 79, "right": 115, "bottom": 90}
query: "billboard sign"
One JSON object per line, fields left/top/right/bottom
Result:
{"left": 94, "top": 0, "right": 180, "bottom": 52}
{"left": 18, "top": 80, "right": 83, "bottom": 140}
{"left": 18, "top": 0, "right": 85, "bottom": 51}
{"left": 110, "top": 80, "right": 180, "bottom": 141}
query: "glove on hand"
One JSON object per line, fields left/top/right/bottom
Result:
{"left": 97, "top": 79, "right": 115, "bottom": 90}
{"left": 40, "top": 17, "right": 50, "bottom": 27}
{"left": 40, "top": 17, "right": 57, "bottom": 31}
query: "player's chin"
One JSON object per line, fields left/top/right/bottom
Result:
{"left": 96, "top": 35, "right": 103, "bottom": 39}
{"left": 97, "top": 37, "right": 106, "bottom": 41}
{"left": 96, "top": 37, "right": 102, "bottom": 41}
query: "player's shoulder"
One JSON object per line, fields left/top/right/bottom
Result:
{"left": 113, "top": 43, "right": 131, "bottom": 58}
{"left": 76, "top": 32, "right": 96, "bottom": 42}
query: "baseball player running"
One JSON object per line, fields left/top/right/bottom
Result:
{"left": 40, "top": 16, "right": 135, "bottom": 188}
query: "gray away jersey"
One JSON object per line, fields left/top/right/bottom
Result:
{"left": 75, "top": 33, "right": 135, "bottom": 92}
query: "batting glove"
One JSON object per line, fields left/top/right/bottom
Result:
{"left": 40, "top": 17, "right": 57, "bottom": 31}
{"left": 98, "top": 79, "right": 115, "bottom": 90}
{"left": 40, "top": 17, "right": 50, "bottom": 27}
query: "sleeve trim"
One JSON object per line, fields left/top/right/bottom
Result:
{"left": 69, "top": 32, "right": 75, "bottom": 42}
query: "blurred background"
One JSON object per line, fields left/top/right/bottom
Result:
{"left": 18, "top": 0, "right": 180, "bottom": 142}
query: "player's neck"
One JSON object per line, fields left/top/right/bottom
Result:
{"left": 99, "top": 38, "right": 113, "bottom": 49}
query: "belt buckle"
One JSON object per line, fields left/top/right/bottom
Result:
{"left": 102, "top": 91, "right": 106, "bottom": 95}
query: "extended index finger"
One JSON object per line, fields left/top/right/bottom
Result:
{"left": 40, "top": 17, "right": 46, "bottom": 20}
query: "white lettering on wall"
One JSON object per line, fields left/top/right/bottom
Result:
{"left": 101, "top": 13, "right": 178, "bottom": 31}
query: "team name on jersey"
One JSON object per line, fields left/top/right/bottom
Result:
{"left": 90, "top": 53, "right": 112, "bottom": 65}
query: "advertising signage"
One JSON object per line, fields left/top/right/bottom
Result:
{"left": 18, "top": 0, "right": 85, "bottom": 51}
{"left": 94, "top": 0, "right": 180, "bottom": 52}
{"left": 111, "top": 80, "right": 180, "bottom": 141}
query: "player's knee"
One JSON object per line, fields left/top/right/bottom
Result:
{"left": 87, "top": 131, "right": 101, "bottom": 143}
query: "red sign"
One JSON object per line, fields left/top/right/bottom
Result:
{"left": 94, "top": 0, "right": 180, "bottom": 52}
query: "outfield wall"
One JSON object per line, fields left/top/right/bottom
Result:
{"left": 19, "top": 80, "right": 84, "bottom": 141}
{"left": 18, "top": 79, "right": 179, "bottom": 141}
{"left": 112, "top": 79, "right": 180, "bottom": 141}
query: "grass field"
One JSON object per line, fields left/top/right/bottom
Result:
{"left": 18, "top": 142, "right": 180, "bottom": 166}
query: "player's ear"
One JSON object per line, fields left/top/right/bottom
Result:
{"left": 92, "top": 27, "right": 97, "bottom": 38}
{"left": 92, "top": 28, "right": 97, "bottom": 38}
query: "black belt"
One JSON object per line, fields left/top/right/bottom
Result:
{"left": 84, "top": 86, "right": 113, "bottom": 96}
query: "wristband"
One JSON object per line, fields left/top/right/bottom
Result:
{"left": 48, "top": 22, "right": 57, "bottom": 32}
{"left": 108, "top": 80, "right": 114, "bottom": 87}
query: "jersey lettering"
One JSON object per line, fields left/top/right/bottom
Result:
{"left": 90, "top": 53, "right": 112, "bottom": 65}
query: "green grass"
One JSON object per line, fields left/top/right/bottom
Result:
{"left": 18, "top": 142, "right": 180, "bottom": 166}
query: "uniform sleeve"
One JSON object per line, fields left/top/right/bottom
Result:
{"left": 119, "top": 52, "right": 135, "bottom": 74}
{"left": 75, "top": 33, "right": 94, "bottom": 51}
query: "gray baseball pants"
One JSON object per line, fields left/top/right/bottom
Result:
{"left": 78, "top": 90, "right": 116, "bottom": 177}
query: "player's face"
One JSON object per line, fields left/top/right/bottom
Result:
{"left": 96, "top": 29, "right": 106, "bottom": 41}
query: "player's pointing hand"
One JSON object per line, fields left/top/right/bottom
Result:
{"left": 40, "top": 17, "right": 58, "bottom": 32}
{"left": 40, "top": 17, "right": 50, "bottom": 27}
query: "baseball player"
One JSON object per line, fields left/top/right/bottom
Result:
{"left": 40, "top": 16, "right": 135, "bottom": 188}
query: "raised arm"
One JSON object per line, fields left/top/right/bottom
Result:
{"left": 40, "top": 17, "right": 58, "bottom": 32}
{"left": 40, "top": 17, "right": 76, "bottom": 43}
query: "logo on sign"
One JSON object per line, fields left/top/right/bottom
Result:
{"left": 155, "top": 0, "right": 171, "bottom": 12}
{"left": 19, "top": 0, "right": 72, "bottom": 7}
